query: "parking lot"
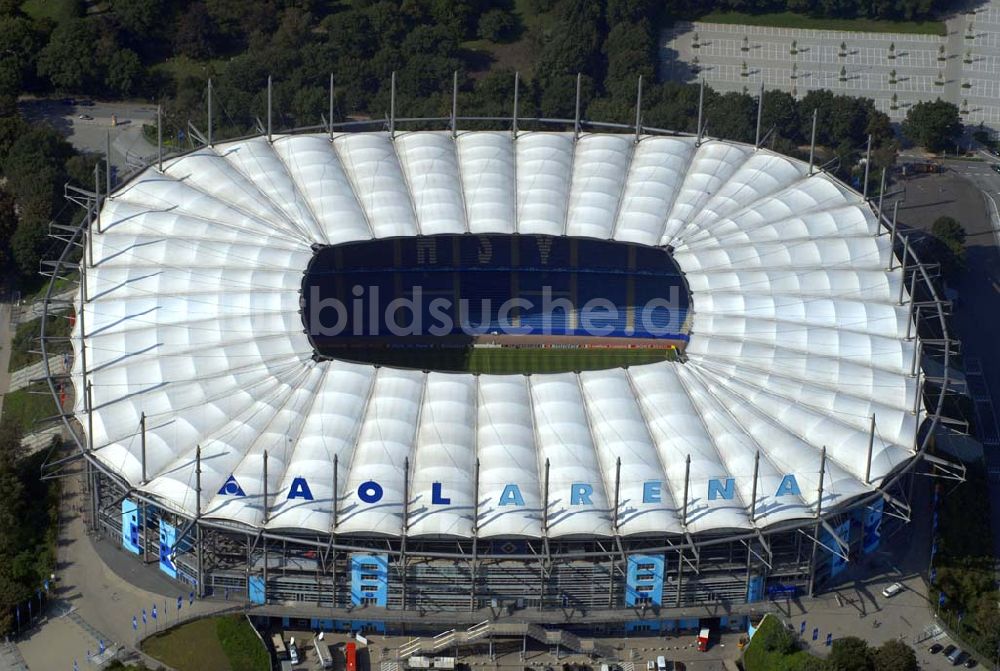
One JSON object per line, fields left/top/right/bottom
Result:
{"left": 661, "top": 0, "right": 1000, "bottom": 130}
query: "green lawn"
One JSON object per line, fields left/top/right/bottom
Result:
{"left": 8, "top": 315, "right": 72, "bottom": 373}
{"left": 700, "top": 10, "right": 946, "bottom": 36}
{"left": 2, "top": 384, "right": 60, "bottom": 433}
{"left": 148, "top": 55, "right": 226, "bottom": 86}
{"left": 141, "top": 616, "right": 268, "bottom": 671}
{"left": 323, "top": 345, "right": 678, "bottom": 374}
{"left": 462, "top": 0, "right": 556, "bottom": 78}
{"left": 20, "top": 0, "right": 81, "bottom": 23}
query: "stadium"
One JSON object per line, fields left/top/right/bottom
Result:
{"left": 41, "top": 102, "right": 951, "bottom": 633}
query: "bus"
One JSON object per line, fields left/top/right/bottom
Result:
{"left": 346, "top": 642, "right": 357, "bottom": 671}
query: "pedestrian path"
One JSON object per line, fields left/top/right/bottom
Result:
{"left": 20, "top": 426, "right": 62, "bottom": 455}
{"left": 0, "top": 641, "right": 28, "bottom": 671}
{"left": 14, "top": 458, "right": 227, "bottom": 671}
{"left": 7, "top": 355, "right": 66, "bottom": 393}
{"left": 13, "top": 289, "right": 76, "bottom": 324}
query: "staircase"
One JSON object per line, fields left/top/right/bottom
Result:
{"left": 397, "top": 620, "right": 616, "bottom": 661}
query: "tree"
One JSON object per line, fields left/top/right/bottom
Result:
{"left": 930, "top": 215, "right": 967, "bottom": 277}
{"left": 403, "top": 25, "right": 460, "bottom": 58}
{"left": 0, "top": 189, "right": 16, "bottom": 272}
{"left": 902, "top": 99, "right": 962, "bottom": 152}
{"left": 762, "top": 90, "right": 802, "bottom": 143}
{"left": 829, "top": 636, "right": 873, "bottom": 671}
{"left": 36, "top": 19, "right": 98, "bottom": 91}
{"left": 604, "top": 20, "right": 656, "bottom": 99}
{"left": 0, "top": 16, "right": 39, "bottom": 97}
{"left": 322, "top": 10, "right": 377, "bottom": 59}
{"left": 104, "top": 48, "right": 143, "bottom": 97}
{"left": 205, "top": 0, "right": 277, "bottom": 46}
{"left": 710, "top": 90, "right": 757, "bottom": 144}
{"left": 759, "top": 618, "right": 797, "bottom": 654}
{"left": 478, "top": 8, "right": 519, "bottom": 42}
{"left": 110, "top": 0, "right": 162, "bottom": 42}
{"left": 642, "top": 82, "right": 701, "bottom": 133}
{"left": 873, "top": 640, "right": 917, "bottom": 671}
{"left": 606, "top": 0, "right": 654, "bottom": 25}
{"left": 174, "top": 1, "right": 216, "bottom": 60}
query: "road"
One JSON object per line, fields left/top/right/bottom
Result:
{"left": 18, "top": 97, "right": 158, "bottom": 174}
{"left": 891, "top": 158, "right": 1000, "bottom": 597}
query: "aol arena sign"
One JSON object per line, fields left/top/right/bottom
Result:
{"left": 218, "top": 474, "right": 804, "bottom": 506}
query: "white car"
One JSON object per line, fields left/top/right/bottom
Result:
{"left": 882, "top": 582, "right": 903, "bottom": 598}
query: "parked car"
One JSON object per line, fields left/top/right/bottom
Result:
{"left": 881, "top": 582, "right": 903, "bottom": 598}
{"left": 946, "top": 647, "right": 964, "bottom": 665}
{"left": 964, "top": 657, "right": 978, "bottom": 668}
{"left": 78, "top": 114, "right": 92, "bottom": 120}
{"left": 943, "top": 645, "right": 957, "bottom": 658}
{"left": 929, "top": 643, "right": 944, "bottom": 654}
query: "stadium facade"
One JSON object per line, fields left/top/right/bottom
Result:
{"left": 42, "top": 111, "right": 951, "bottom": 630}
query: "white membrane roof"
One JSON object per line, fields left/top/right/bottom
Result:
{"left": 73, "top": 131, "right": 922, "bottom": 539}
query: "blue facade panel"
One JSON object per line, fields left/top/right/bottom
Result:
{"left": 350, "top": 554, "right": 389, "bottom": 607}
{"left": 121, "top": 499, "right": 140, "bottom": 555}
{"left": 747, "top": 575, "right": 764, "bottom": 603}
{"left": 825, "top": 519, "right": 852, "bottom": 577}
{"left": 158, "top": 520, "right": 177, "bottom": 578}
{"left": 248, "top": 576, "right": 266, "bottom": 605}
{"left": 311, "top": 618, "right": 335, "bottom": 631}
{"left": 625, "top": 554, "right": 665, "bottom": 606}
{"left": 862, "top": 498, "right": 884, "bottom": 555}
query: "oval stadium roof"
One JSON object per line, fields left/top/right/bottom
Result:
{"left": 72, "top": 130, "right": 921, "bottom": 539}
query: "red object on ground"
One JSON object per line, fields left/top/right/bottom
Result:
{"left": 697, "top": 628, "right": 710, "bottom": 652}
{"left": 346, "top": 641, "right": 357, "bottom": 671}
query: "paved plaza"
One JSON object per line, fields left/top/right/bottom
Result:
{"left": 662, "top": 0, "right": 1000, "bottom": 130}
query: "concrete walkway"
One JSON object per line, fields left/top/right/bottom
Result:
{"left": 14, "top": 458, "right": 231, "bottom": 670}
{"left": 0, "top": 299, "right": 13, "bottom": 418}
{"left": 20, "top": 426, "right": 63, "bottom": 455}
{"left": 12, "top": 289, "right": 75, "bottom": 325}
{"left": 7, "top": 355, "right": 66, "bottom": 394}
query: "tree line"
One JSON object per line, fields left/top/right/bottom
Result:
{"left": 670, "top": 0, "right": 950, "bottom": 21}
{"left": 0, "top": 422, "right": 59, "bottom": 635}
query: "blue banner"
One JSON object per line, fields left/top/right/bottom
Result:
{"left": 121, "top": 499, "right": 140, "bottom": 555}
{"left": 747, "top": 575, "right": 764, "bottom": 603}
{"left": 158, "top": 520, "right": 177, "bottom": 579}
{"left": 863, "top": 498, "right": 884, "bottom": 555}
{"left": 248, "top": 576, "right": 266, "bottom": 605}
{"left": 828, "top": 518, "right": 852, "bottom": 577}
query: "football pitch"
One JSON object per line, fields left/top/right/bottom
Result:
{"left": 323, "top": 345, "right": 679, "bottom": 374}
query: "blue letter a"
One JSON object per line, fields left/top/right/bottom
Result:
{"left": 288, "top": 477, "right": 315, "bottom": 501}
